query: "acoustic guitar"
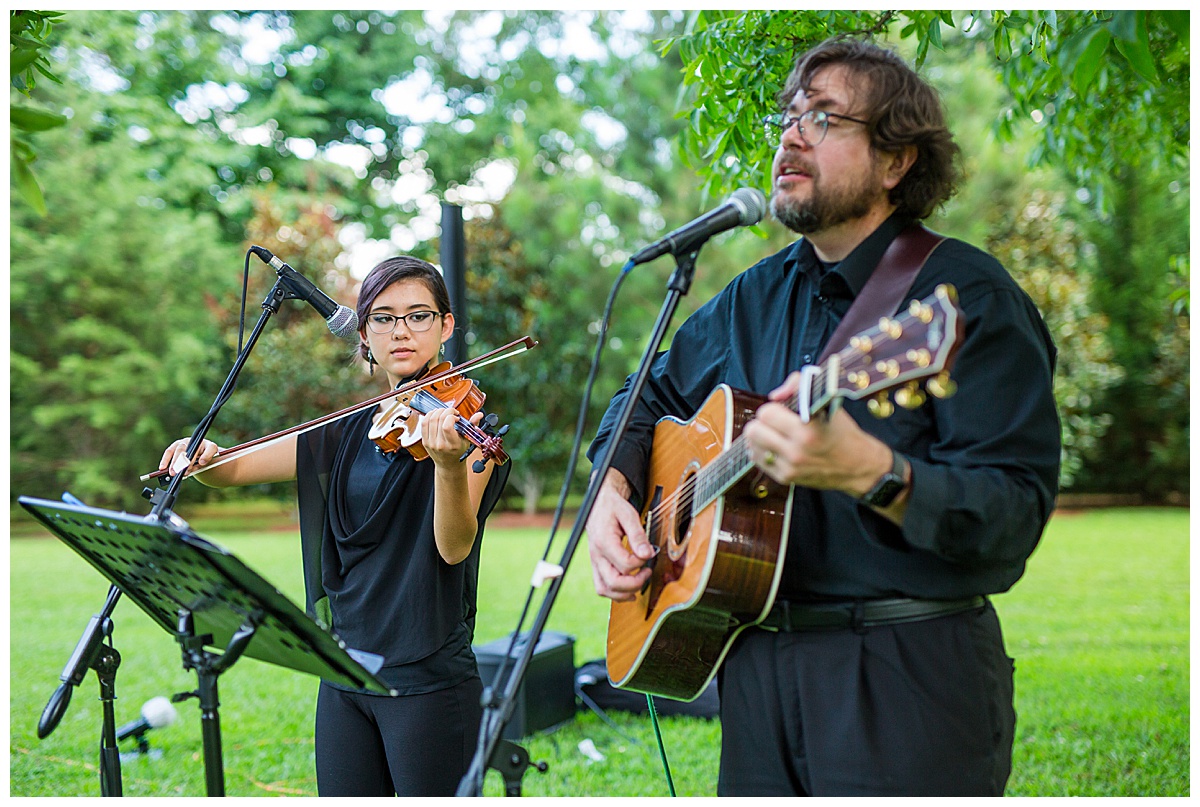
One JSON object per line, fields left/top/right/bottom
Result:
{"left": 605, "top": 284, "right": 964, "bottom": 701}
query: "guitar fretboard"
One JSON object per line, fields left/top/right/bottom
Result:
{"left": 680, "top": 369, "right": 834, "bottom": 516}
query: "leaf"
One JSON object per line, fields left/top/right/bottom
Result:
{"left": 1071, "top": 29, "right": 1112, "bottom": 96}
{"left": 1108, "top": 12, "right": 1158, "bottom": 82}
{"left": 926, "top": 17, "right": 944, "bottom": 51}
{"left": 1157, "top": 10, "right": 1189, "bottom": 47}
{"left": 10, "top": 104, "right": 68, "bottom": 132}
{"left": 1106, "top": 9, "right": 1142, "bottom": 43}
{"left": 11, "top": 152, "right": 48, "bottom": 217}
{"left": 10, "top": 46, "right": 40, "bottom": 75}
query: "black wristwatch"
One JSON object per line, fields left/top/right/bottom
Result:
{"left": 859, "top": 450, "right": 909, "bottom": 508}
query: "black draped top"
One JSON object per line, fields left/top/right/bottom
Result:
{"left": 296, "top": 406, "right": 510, "bottom": 693}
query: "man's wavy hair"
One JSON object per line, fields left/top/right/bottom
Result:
{"left": 778, "top": 36, "right": 962, "bottom": 220}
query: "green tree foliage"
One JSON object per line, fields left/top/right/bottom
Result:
{"left": 990, "top": 11, "right": 1189, "bottom": 197}
{"left": 989, "top": 11, "right": 1190, "bottom": 498}
{"left": 10, "top": 10, "right": 68, "bottom": 215}
{"left": 11, "top": 92, "right": 239, "bottom": 508}
{"left": 1070, "top": 167, "right": 1190, "bottom": 499}
{"left": 985, "top": 191, "right": 1123, "bottom": 487}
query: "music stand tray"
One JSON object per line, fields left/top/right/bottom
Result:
{"left": 19, "top": 495, "right": 392, "bottom": 693}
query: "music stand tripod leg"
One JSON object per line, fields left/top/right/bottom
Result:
{"left": 173, "top": 609, "right": 262, "bottom": 797}
{"left": 95, "top": 637, "right": 123, "bottom": 797}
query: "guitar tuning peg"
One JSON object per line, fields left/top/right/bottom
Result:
{"left": 927, "top": 372, "right": 958, "bottom": 399}
{"left": 908, "top": 299, "right": 934, "bottom": 324}
{"left": 867, "top": 393, "right": 894, "bottom": 419}
{"left": 894, "top": 381, "right": 926, "bottom": 410}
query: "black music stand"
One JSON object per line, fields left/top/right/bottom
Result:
{"left": 19, "top": 495, "right": 394, "bottom": 797}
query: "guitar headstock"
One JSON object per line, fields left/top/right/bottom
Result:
{"left": 832, "top": 284, "right": 964, "bottom": 417}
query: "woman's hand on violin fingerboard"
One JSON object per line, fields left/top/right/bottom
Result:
{"left": 421, "top": 408, "right": 481, "bottom": 467}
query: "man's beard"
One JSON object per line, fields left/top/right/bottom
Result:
{"left": 770, "top": 169, "right": 878, "bottom": 236}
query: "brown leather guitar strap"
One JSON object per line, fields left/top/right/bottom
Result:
{"left": 817, "top": 223, "right": 946, "bottom": 364}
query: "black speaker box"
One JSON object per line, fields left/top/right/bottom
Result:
{"left": 473, "top": 630, "right": 576, "bottom": 739}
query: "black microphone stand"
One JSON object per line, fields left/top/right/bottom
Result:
{"left": 36, "top": 273, "right": 296, "bottom": 796}
{"left": 457, "top": 249, "right": 702, "bottom": 797}
{"left": 37, "top": 584, "right": 124, "bottom": 796}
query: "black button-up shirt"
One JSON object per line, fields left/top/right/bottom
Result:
{"left": 588, "top": 214, "right": 1060, "bottom": 600}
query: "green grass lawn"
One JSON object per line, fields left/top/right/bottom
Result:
{"left": 9, "top": 505, "right": 1188, "bottom": 796}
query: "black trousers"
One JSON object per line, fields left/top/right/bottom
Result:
{"left": 314, "top": 676, "right": 483, "bottom": 796}
{"left": 717, "top": 601, "right": 1015, "bottom": 796}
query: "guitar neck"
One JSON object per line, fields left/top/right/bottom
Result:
{"left": 676, "top": 284, "right": 962, "bottom": 515}
{"left": 693, "top": 371, "right": 835, "bottom": 511}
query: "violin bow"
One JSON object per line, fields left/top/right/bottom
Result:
{"left": 141, "top": 335, "right": 538, "bottom": 482}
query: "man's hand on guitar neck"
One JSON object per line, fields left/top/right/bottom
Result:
{"left": 585, "top": 468, "right": 656, "bottom": 601}
{"left": 744, "top": 370, "right": 912, "bottom": 526}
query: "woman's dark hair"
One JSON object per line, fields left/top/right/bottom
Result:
{"left": 778, "top": 35, "right": 963, "bottom": 220}
{"left": 354, "top": 256, "right": 453, "bottom": 364}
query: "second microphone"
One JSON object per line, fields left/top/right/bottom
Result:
{"left": 250, "top": 246, "right": 359, "bottom": 338}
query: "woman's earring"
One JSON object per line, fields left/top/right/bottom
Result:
{"left": 366, "top": 347, "right": 376, "bottom": 375}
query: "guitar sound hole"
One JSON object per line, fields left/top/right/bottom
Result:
{"left": 666, "top": 468, "right": 696, "bottom": 562}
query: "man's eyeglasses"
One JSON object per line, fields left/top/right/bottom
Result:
{"left": 365, "top": 310, "right": 443, "bottom": 334}
{"left": 763, "top": 109, "right": 870, "bottom": 148}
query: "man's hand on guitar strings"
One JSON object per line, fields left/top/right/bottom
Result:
{"left": 584, "top": 469, "right": 657, "bottom": 602}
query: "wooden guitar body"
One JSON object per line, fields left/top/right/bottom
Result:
{"left": 605, "top": 385, "right": 792, "bottom": 701}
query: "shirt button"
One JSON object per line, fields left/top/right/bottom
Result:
{"left": 803, "top": 354, "right": 813, "bottom": 364}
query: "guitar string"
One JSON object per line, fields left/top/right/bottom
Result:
{"left": 640, "top": 361, "right": 838, "bottom": 528}
{"left": 638, "top": 301, "right": 941, "bottom": 529}
{"left": 639, "top": 324, "right": 907, "bottom": 526}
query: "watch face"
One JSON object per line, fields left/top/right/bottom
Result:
{"left": 864, "top": 475, "right": 905, "bottom": 507}
{"left": 862, "top": 453, "right": 908, "bottom": 507}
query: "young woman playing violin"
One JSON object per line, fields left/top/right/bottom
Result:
{"left": 158, "top": 256, "right": 510, "bottom": 796}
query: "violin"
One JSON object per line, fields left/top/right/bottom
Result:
{"left": 368, "top": 361, "right": 509, "bottom": 471}
{"left": 141, "top": 336, "right": 535, "bottom": 483}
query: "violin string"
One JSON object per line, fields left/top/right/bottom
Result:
{"left": 409, "top": 389, "right": 498, "bottom": 455}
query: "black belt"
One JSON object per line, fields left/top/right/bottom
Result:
{"left": 759, "top": 596, "right": 986, "bottom": 632}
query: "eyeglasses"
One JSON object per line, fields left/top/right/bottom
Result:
{"left": 763, "top": 109, "right": 870, "bottom": 147}
{"left": 365, "top": 310, "right": 443, "bottom": 334}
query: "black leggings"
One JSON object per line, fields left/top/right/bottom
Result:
{"left": 314, "top": 676, "right": 483, "bottom": 796}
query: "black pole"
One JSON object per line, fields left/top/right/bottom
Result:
{"left": 95, "top": 629, "right": 123, "bottom": 796}
{"left": 441, "top": 202, "right": 467, "bottom": 365}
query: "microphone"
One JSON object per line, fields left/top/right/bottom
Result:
{"left": 249, "top": 246, "right": 359, "bottom": 338}
{"left": 116, "top": 696, "right": 177, "bottom": 744}
{"left": 630, "top": 188, "right": 767, "bottom": 265}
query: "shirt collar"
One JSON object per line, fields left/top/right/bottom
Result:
{"left": 785, "top": 211, "right": 913, "bottom": 296}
